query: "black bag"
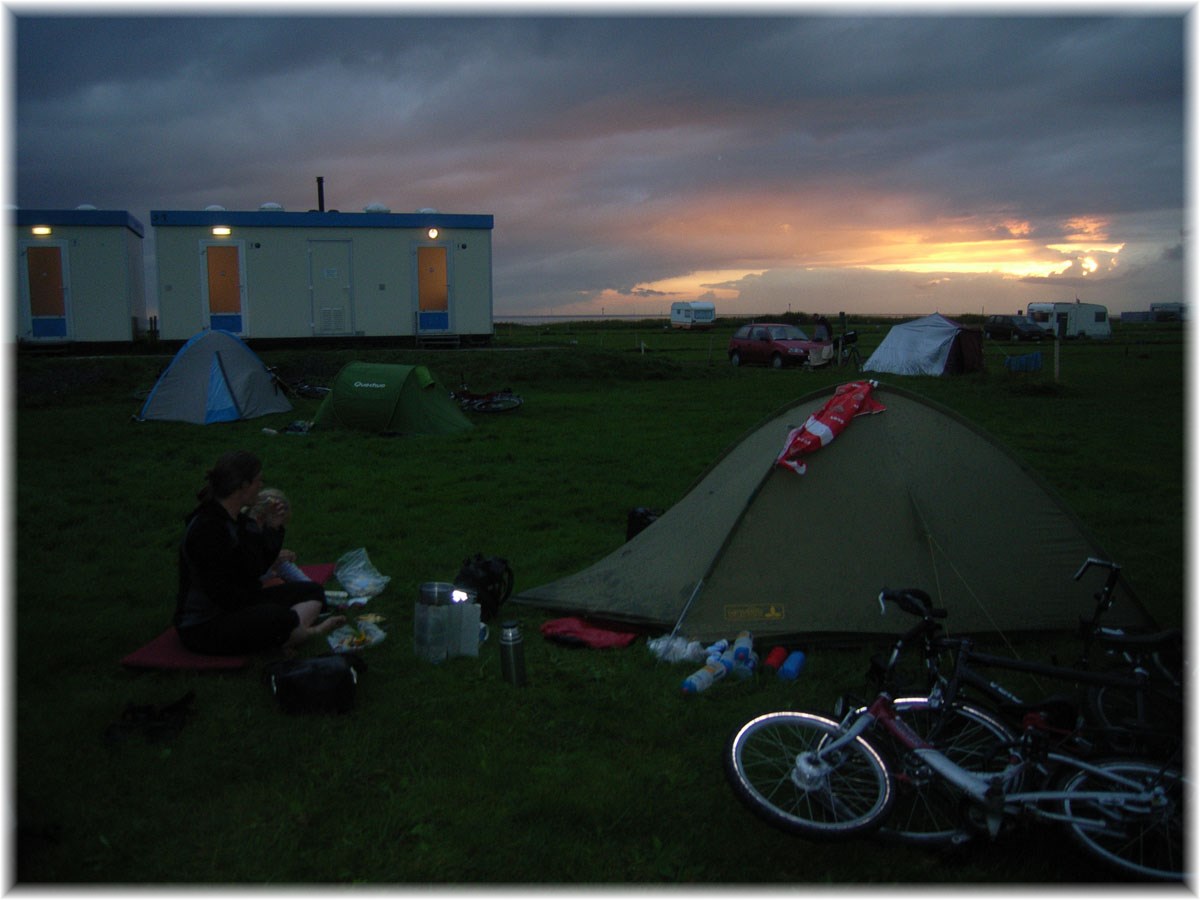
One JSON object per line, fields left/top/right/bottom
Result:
{"left": 454, "top": 553, "right": 514, "bottom": 623}
{"left": 263, "top": 653, "right": 366, "bottom": 714}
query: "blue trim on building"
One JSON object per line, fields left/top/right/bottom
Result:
{"left": 31, "top": 317, "right": 68, "bottom": 338}
{"left": 151, "top": 209, "right": 494, "bottom": 230}
{"left": 14, "top": 209, "right": 145, "bottom": 238}
{"left": 210, "top": 314, "right": 243, "bottom": 333}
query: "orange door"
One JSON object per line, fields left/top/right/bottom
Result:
{"left": 205, "top": 245, "right": 243, "bottom": 332}
{"left": 417, "top": 246, "right": 449, "bottom": 331}
{"left": 25, "top": 245, "right": 68, "bottom": 338}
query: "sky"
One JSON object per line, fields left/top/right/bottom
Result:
{"left": 10, "top": 8, "right": 1189, "bottom": 319}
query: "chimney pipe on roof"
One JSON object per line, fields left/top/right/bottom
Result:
{"left": 316, "top": 177, "right": 325, "bottom": 212}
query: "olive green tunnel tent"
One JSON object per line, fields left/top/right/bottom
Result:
{"left": 512, "top": 383, "right": 1153, "bottom": 642}
{"left": 312, "top": 362, "right": 472, "bottom": 435}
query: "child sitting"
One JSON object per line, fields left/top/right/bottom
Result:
{"left": 247, "top": 488, "right": 313, "bottom": 583}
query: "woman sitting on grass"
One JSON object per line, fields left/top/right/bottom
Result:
{"left": 175, "top": 450, "right": 344, "bottom": 655}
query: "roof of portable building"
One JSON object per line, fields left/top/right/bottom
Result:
{"left": 150, "top": 209, "right": 493, "bottom": 230}
{"left": 15, "top": 209, "right": 145, "bottom": 237}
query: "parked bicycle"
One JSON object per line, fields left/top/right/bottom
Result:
{"left": 862, "top": 562, "right": 1183, "bottom": 759}
{"left": 451, "top": 383, "right": 523, "bottom": 413}
{"left": 723, "top": 586, "right": 1187, "bottom": 880}
{"left": 835, "top": 331, "right": 862, "bottom": 370}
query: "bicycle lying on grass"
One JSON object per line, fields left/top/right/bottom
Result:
{"left": 723, "top": 585, "right": 1188, "bottom": 880}
{"left": 450, "top": 382, "right": 523, "bottom": 413}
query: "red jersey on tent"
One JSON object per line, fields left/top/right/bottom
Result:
{"left": 775, "top": 380, "right": 886, "bottom": 475}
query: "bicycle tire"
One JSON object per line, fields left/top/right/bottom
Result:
{"left": 1059, "top": 758, "right": 1187, "bottom": 881}
{"left": 470, "top": 394, "right": 523, "bottom": 413}
{"left": 860, "top": 699, "right": 1017, "bottom": 848}
{"left": 724, "top": 711, "right": 895, "bottom": 840}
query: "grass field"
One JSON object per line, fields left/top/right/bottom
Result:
{"left": 12, "top": 320, "right": 1186, "bottom": 884}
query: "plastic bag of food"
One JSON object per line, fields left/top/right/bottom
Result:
{"left": 334, "top": 548, "right": 391, "bottom": 598}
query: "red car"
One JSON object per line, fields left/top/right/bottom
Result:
{"left": 728, "top": 323, "right": 829, "bottom": 368}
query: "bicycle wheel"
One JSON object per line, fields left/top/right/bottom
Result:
{"left": 1060, "top": 758, "right": 1187, "bottom": 881}
{"left": 864, "top": 699, "right": 1016, "bottom": 847}
{"left": 724, "top": 711, "right": 895, "bottom": 840}
{"left": 471, "top": 394, "right": 523, "bottom": 413}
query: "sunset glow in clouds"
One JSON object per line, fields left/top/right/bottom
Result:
{"left": 13, "top": 15, "right": 1184, "bottom": 317}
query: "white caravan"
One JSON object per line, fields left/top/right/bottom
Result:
{"left": 1025, "top": 301, "right": 1112, "bottom": 339}
{"left": 670, "top": 301, "right": 716, "bottom": 330}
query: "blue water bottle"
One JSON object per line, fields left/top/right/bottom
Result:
{"left": 724, "top": 647, "right": 758, "bottom": 681}
{"left": 733, "top": 631, "right": 754, "bottom": 663}
{"left": 682, "top": 657, "right": 730, "bottom": 695}
{"left": 777, "top": 650, "right": 806, "bottom": 681}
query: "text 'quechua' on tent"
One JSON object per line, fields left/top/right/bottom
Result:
{"left": 512, "top": 383, "right": 1152, "bottom": 642}
{"left": 863, "top": 313, "right": 984, "bottom": 376}
{"left": 312, "top": 362, "right": 472, "bottom": 436}
{"left": 136, "top": 329, "right": 292, "bottom": 424}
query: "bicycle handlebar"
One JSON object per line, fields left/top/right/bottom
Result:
{"left": 877, "top": 588, "right": 947, "bottom": 620}
{"left": 1073, "top": 557, "right": 1119, "bottom": 581}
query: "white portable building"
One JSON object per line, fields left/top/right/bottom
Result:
{"left": 14, "top": 208, "right": 147, "bottom": 343}
{"left": 152, "top": 208, "right": 495, "bottom": 344}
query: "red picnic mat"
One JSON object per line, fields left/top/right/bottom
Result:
{"left": 120, "top": 563, "right": 336, "bottom": 671}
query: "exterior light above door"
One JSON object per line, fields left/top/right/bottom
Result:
{"left": 31, "top": 226, "right": 51, "bottom": 236}
{"left": 212, "top": 226, "right": 232, "bottom": 236}
{"left": 427, "top": 228, "right": 439, "bottom": 240}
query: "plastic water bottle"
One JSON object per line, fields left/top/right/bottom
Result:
{"left": 724, "top": 647, "right": 758, "bottom": 681}
{"left": 733, "top": 631, "right": 754, "bottom": 663}
{"left": 703, "top": 639, "right": 730, "bottom": 660}
{"left": 682, "top": 657, "right": 730, "bottom": 695}
{"left": 500, "top": 621, "right": 527, "bottom": 686}
{"left": 778, "top": 650, "right": 807, "bottom": 681}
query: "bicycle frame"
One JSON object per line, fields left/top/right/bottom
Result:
{"left": 872, "top": 569, "right": 1181, "bottom": 752}
{"left": 825, "top": 693, "right": 1176, "bottom": 840}
{"left": 928, "top": 636, "right": 1181, "bottom": 754}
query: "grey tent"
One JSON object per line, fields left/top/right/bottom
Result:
{"left": 863, "top": 313, "right": 984, "bottom": 376}
{"left": 137, "top": 330, "right": 292, "bottom": 424}
{"left": 513, "top": 383, "right": 1151, "bottom": 641}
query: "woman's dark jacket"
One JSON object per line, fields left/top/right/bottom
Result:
{"left": 175, "top": 500, "right": 284, "bottom": 628}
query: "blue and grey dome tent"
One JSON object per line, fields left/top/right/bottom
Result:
{"left": 137, "top": 330, "right": 292, "bottom": 424}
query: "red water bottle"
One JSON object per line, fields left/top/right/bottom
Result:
{"left": 763, "top": 646, "right": 789, "bottom": 673}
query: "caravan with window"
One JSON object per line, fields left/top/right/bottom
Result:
{"left": 1025, "top": 301, "right": 1112, "bottom": 339}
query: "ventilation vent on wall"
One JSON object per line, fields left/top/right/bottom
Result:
{"left": 319, "top": 307, "right": 346, "bottom": 333}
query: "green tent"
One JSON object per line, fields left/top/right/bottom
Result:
{"left": 312, "top": 363, "right": 472, "bottom": 435}
{"left": 513, "top": 383, "right": 1153, "bottom": 642}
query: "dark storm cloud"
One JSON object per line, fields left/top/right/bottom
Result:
{"left": 12, "top": 13, "right": 1185, "bottom": 315}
